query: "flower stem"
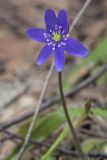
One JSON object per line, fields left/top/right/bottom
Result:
{"left": 58, "top": 72, "right": 84, "bottom": 160}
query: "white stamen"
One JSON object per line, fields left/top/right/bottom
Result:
{"left": 52, "top": 31, "right": 55, "bottom": 35}
{"left": 66, "top": 34, "right": 69, "bottom": 37}
{"left": 62, "top": 35, "right": 65, "bottom": 38}
{"left": 62, "top": 30, "right": 65, "bottom": 34}
{"left": 62, "top": 43, "right": 66, "bottom": 45}
{"left": 64, "top": 38, "right": 67, "bottom": 40}
{"left": 55, "top": 25, "right": 58, "bottom": 28}
{"left": 59, "top": 26, "right": 62, "bottom": 29}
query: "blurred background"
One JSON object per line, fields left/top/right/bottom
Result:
{"left": 0, "top": 0, "right": 107, "bottom": 159}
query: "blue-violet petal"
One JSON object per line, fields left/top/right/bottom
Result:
{"left": 54, "top": 47, "right": 65, "bottom": 72}
{"left": 26, "top": 28, "right": 47, "bottom": 43}
{"left": 36, "top": 45, "right": 52, "bottom": 65}
{"left": 45, "top": 9, "right": 58, "bottom": 30}
{"left": 58, "top": 9, "right": 68, "bottom": 33}
{"left": 63, "top": 38, "right": 89, "bottom": 57}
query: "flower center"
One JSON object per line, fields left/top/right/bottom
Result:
{"left": 53, "top": 33, "right": 61, "bottom": 42}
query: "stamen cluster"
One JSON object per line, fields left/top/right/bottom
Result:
{"left": 44, "top": 25, "right": 69, "bottom": 50}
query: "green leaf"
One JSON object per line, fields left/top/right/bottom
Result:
{"left": 19, "top": 110, "right": 66, "bottom": 140}
{"left": 19, "top": 107, "right": 84, "bottom": 140}
{"left": 41, "top": 107, "right": 86, "bottom": 159}
{"left": 92, "top": 108, "right": 107, "bottom": 120}
{"left": 82, "top": 139, "right": 102, "bottom": 153}
{"left": 31, "top": 111, "right": 65, "bottom": 139}
{"left": 41, "top": 126, "right": 69, "bottom": 160}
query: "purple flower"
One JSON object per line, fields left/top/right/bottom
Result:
{"left": 27, "top": 9, "right": 89, "bottom": 72}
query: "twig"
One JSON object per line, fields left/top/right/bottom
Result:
{"left": 69, "top": 0, "right": 92, "bottom": 32}
{"left": 1, "top": 129, "right": 107, "bottom": 159}
{"left": 89, "top": 114, "right": 107, "bottom": 132}
{"left": 80, "top": 128, "right": 107, "bottom": 140}
{"left": 3, "top": 86, "right": 29, "bottom": 108}
{"left": 16, "top": 62, "right": 54, "bottom": 159}
{"left": 1, "top": 64, "right": 106, "bottom": 131}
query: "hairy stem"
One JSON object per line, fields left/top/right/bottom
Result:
{"left": 58, "top": 72, "right": 84, "bottom": 160}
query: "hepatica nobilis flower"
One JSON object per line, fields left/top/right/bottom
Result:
{"left": 27, "top": 9, "right": 89, "bottom": 72}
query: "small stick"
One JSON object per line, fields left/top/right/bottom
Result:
{"left": 69, "top": 0, "right": 92, "bottom": 32}
{"left": 16, "top": 62, "right": 54, "bottom": 160}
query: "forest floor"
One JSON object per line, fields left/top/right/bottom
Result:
{"left": 0, "top": 0, "right": 107, "bottom": 159}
